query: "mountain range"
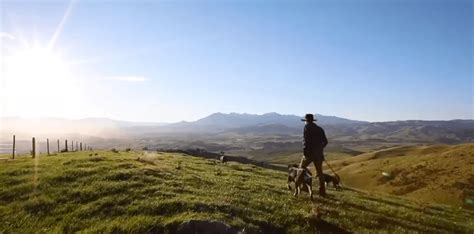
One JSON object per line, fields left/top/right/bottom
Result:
{"left": 152, "top": 112, "right": 366, "bottom": 133}
{"left": 1, "top": 113, "right": 473, "bottom": 144}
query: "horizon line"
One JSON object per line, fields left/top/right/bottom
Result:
{"left": 1, "top": 112, "right": 473, "bottom": 124}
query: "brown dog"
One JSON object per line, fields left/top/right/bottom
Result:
{"left": 287, "top": 164, "right": 313, "bottom": 200}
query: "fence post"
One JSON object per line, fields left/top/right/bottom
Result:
{"left": 57, "top": 139, "right": 60, "bottom": 153}
{"left": 32, "top": 137, "right": 36, "bottom": 158}
{"left": 65, "top": 140, "right": 68, "bottom": 152}
{"left": 47, "top": 138, "right": 50, "bottom": 155}
{"left": 80, "top": 142, "right": 82, "bottom": 151}
{"left": 12, "top": 135, "right": 15, "bottom": 159}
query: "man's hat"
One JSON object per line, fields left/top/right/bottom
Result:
{"left": 301, "top": 113, "right": 316, "bottom": 122}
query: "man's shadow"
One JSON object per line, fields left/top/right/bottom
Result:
{"left": 310, "top": 219, "right": 351, "bottom": 233}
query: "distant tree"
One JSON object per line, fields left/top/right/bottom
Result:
{"left": 125, "top": 148, "right": 131, "bottom": 152}
{"left": 111, "top": 148, "right": 119, "bottom": 153}
{"left": 142, "top": 147, "right": 148, "bottom": 151}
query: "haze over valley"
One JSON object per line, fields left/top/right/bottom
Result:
{"left": 2, "top": 113, "right": 472, "bottom": 157}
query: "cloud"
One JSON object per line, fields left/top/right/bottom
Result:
{"left": 0, "top": 32, "right": 16, "bottom": 40}
{"left": 107, "top": 76, "right": 149, "bottom": 82}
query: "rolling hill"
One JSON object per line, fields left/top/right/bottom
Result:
{"left": 325, "top": 144, "right": 474, "bottom": 207}
{"left": 332, "top": 120, "right": 474, "bottom": 143}
{"left": 0, "top": 150, "right": 473, "bottom": 233}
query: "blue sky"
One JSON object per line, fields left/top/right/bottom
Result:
{"left": 1, "top": 0, "right": 472, "bottom": 122}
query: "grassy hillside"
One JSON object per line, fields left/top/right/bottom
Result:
{"left": 329, "top": 144, "right": 474, "bottom": 207}
{"left": 1, "top": 151, "right": 473, "bottom": 233}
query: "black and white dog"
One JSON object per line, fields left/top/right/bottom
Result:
{"left": 320, "top": 173, "right": 342, "bottom": 191}
{"left": 287, "top": 164, "right": 313, "bottom": 200}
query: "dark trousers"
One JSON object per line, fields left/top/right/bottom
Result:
{"left": 299, "top": 156, "right": 326, "bottom": 196}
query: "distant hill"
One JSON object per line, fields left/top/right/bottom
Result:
{"left": 0, "top": 117, "right": 167, "bottom": 139}
{"left": 2, "top": 114, "right": 473, "bottom": 147}
{"left": 329, "top": 120, "right": 474, "bottom": 144}
{"left": 167, "top": 113, "right": 473, "bottom": 144}
{"left": 223, "top": 123, "right": 300, "bottom": 135}
{"left": 218, "top": 118, "right": 474, "bottom": 144}
{"left": 194, "top": 112, "right": 366, "bottom": 128}
{"left": 154, "top": 112, "right": 365, "bottom": 133}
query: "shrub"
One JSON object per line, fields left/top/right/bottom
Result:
{"left": 125, "top": 148, "right": 131, "bottom": 152}
{"left": 111, "top": 148, "right": 119, "bottom": 153}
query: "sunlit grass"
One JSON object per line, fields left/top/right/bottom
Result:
{"left": 0, "top": 151, "right": 473, "bottom": 232}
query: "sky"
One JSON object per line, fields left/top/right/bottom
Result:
{"left": 0, "top": 0, "right": 472, "bottom": 123}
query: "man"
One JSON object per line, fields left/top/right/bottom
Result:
{"left": 300, "top": 113, "right": 328, "bottom": 197}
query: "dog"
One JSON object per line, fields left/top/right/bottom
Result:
{"left": 220, "top": 155, "right": 227, "bottom": 164}
{"left": 319, "top": 173, "right": 342, "bottom": 191}
{"left": 287, "top": 164, "right": 313, "bottom": 200}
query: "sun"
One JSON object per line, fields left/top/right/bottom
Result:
{"left": 6, "top": 47, "right": 68, "bottom": 81}
{"left": 0, "top": 0, "right": 84, "bottom": 119}
{"left": 1, "top": 45, "right": 83, "bottom": 118}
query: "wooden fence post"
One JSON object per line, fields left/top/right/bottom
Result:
{"left": 57, "top": 139, "right": 60, "bottom": 153}
{"left": 47, "top": 138, "right": 50, "bottom": 155}
{"left": 32, "top": 137, "right": 36, "bottom": 158}
{"left": 65, "top": 140, "right": 68, "bottom": 152}
{"left": 12, "top": 135, "right": 15, "bottom": 159}
{"left": 80, "top": 142, "right": 82, "bottom": 151}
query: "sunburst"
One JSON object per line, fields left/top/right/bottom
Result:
{"left": 1, "top": 0, "right": 84, "bottom": 118}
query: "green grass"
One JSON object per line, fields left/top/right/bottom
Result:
{"left": 1, "top": 151, "right": 473, "bottom": 233}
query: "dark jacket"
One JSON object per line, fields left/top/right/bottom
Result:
{"left": 303, "top": 122, "right": 328, "bottom": 160}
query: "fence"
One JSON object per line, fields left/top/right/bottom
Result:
{"left": 0, "top": 135, "right": 92, "bottom": 159}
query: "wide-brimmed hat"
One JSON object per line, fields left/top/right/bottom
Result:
{"left": 301, "top": 113, "right": 316, "bottom": 122}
